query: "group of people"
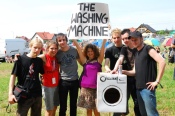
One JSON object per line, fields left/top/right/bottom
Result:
{"left": 5, "top": 55, "right": 14, "bottom": 63}
{"left": 105, "top": 29, "right": 166, "bottom": 116}
{"left": 8, "top": 28, "right": 166, "bottom": 116}
{"left": 155, "top": 46, "right": 168, "bottom": 59}
{"left": 155, "top": 35, "right": 175, "bottom": 80}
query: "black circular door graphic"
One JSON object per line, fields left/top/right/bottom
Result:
{"left": 102, "top": 86, "right": 122, "bottom": 106}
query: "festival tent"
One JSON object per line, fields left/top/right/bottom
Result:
{"left": 144, "top": 39, "right": 153, "bottom": 45}
{"left": 105, "top": 42, "right": 114, "bottom": 48}
{"left": 92, "top": 39, "right": 112, "bottom": 48}
{"left": 92, "top": 40, "right": 98, "bottom": 46}
{"left": 144, "top": 38, "right": 160, "bottom": 46}
{"left": 162, "top": 38, "right": 173, "bottom": 46}
{"left": 170, "top": 30, "right": 175, "bottom": 36}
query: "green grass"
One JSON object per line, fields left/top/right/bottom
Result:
{"left": 0, "top": 61, "right": 175, "bottom": 116}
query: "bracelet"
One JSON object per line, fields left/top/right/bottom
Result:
{"left": 156, "top": 81, "right": 163, "bottom": 88}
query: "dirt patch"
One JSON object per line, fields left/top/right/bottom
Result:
{"left": 0, "top": 70, "right": 11, "bottom": 78}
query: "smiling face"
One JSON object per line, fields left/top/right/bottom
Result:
{"left": 46, "top": 43, "right": 58, "bottom": 57}
{"left": 130, "top": 37, "right": 143, "bottom": 49}
{"left": 83, "top": 44, "right": 100, "bottom": 60}
{"left": 121, "top": 33, "right": 130, "bottom": 46}
{"left": 87, "top": 48, "right": 95, "bottom": 60}
{"left": 112, "top": 33, "right": 122, "bottom": 46}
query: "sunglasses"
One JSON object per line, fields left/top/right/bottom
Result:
{"left": 122, "top": 37, "right": 129, "bottom": 40}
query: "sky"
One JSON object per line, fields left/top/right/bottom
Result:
{"left": 0, "top": 0, "right": 175, "bottom": 39}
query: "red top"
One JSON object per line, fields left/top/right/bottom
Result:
{"left": 42, "top": 54, "right": 59, "bottom": 87}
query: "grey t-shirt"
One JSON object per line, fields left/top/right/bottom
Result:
{"left": 56, "top": 46, "right": 79, "bottom": 81}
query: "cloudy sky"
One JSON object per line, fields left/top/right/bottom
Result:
{"left": 0, "top": 0, "right": 175, "bottom": 39}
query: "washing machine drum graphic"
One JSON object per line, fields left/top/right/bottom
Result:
{"left": 103, "top": 86, "right": 122, "bottom": 106}
{"left": 97, "top": 73, "right": 127, "bottom": 112}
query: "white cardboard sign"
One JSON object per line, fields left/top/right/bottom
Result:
{"left": 67, "top": 3, "right": 110, "bottom": 39}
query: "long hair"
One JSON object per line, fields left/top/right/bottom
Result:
{"left": 83, "top": 44, "right": 100, "bottom": 60}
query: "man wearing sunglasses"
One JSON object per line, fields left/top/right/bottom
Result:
{"left": 111, "top": 29, "right": 141, "bottom": 116}
{"left": 104, "top": 28, "right": 130, "bottom": 116}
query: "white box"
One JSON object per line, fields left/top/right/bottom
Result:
{"left": 97, "top": 72, "right": 127, "bottom": 112}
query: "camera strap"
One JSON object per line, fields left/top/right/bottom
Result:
{"left": 6, "top": 103, "right": 11, "bottom": 113}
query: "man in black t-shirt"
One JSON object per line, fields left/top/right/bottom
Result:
{"left": 8, "top": 38, "right": 44, "bottom": 116}
{"left": 104, "top": 28, "right": 125, "bottom": 72}
{"left": 123, "top": 31, "right": 166, "bottom": 116}
{"left": 105, "top": 28, "right": 128, "bottom": 116}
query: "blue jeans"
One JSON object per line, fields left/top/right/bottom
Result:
{"left": 137, "top": 89, "right": 159, "bottom": 116}
{"left": 59, "top": 79, "right": 79, "bottom": 116}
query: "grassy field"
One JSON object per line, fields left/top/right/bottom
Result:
{"left": 0, "top": 61, "right": 175, "bottom": 116}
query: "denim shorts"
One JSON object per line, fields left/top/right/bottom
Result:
{"left": 42, "top": 86, "right": 60, "bottom": 110}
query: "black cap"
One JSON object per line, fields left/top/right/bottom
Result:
{"left": 129, "top": 31, "right": 142, "bottom": 39}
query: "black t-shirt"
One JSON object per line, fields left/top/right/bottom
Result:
{"left": 11, "top": 54, "right": 44, "bottom": 97}
{"left": 105, "top": 45, "right": 127, "bottom": 70}
{"left": 120, "top": 46, "right": 137, "bottom": 86}
{"left": 135, "top": 44, "right": 157, "bottom": 89}
{"left": 120, "top": 46, "right": 137, "bottom": 70}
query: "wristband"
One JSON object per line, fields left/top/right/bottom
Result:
{"left": 156, "top": 81, "right": 163, "bottom": 88}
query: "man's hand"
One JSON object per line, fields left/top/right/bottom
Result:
{"left": 110, "top": 70, "right": 118, "bottom": 74}
{"left": 8, "top": 94, "right": 17, "bottom": 104}
{"left": 14, "top": 54, "right": 20, "bottom": 61}
{"left": 146, "top": 81, "right": 158, "bottom": 90}
{"left": 105, "top": 70, "right": 111, "bottom": 73}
